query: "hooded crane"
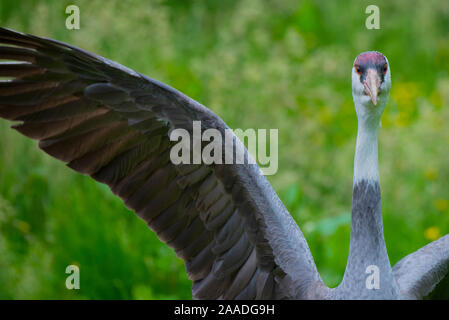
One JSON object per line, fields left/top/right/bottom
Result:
{"left": 0, "top": 28, "right": 447, "bottom": 300}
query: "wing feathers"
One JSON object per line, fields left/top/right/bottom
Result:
{"left": 212, "top": 231, "right": 253, "bottom": 279}
{"left": 0, "top": 27, "right": 317, "bottom": 300}
{"left": 185, "top": 242, "right": 215, "bottom": 281}
{"left": 85, "top": 83, "right": 129, "bottom": 104}
{"left": 393, "top": 234, "right": 449, "bottom": 299}
{"left": 0, "top": 62, "right": 45, "bottom": 78}
{"left": 224, "top": 248, "right": 258, "bottom": 299}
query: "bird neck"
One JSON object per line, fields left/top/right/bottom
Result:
{"left": 353, "top": 118, "right": 379, "bottom": 184}
{"left": 338, "top": 112, "right": 398, "bottom": 297}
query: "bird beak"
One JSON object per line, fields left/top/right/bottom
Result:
{"left": 363, "top": 69, "right": 381, "bottom": 106}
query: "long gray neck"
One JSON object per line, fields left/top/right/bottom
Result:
{"left": 337, "top": 114, "right": 400, "bottom": 298}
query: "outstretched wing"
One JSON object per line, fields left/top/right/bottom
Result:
{"left": 424, "top": 271, "right": 449, "bottom": 300}
{"left": 0, "top": 27, "right": 321, "bottom": 299}
{"left": 393, "top": 234, "right": 449, "bottom": 299}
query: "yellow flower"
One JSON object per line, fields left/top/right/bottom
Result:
{"left": 16, "top": 220, "right": 30, "bottom": 234}
{"left": 424, "top": 168, "right": 438, "bottom": 181}
{"left": 429, "top": 90, "right": 442, "bottom": 109}
{"left": 425, "top": 226, "right": 440, "bottom": 241}
{"left": 318, "top": 108, "right": 332, "bottom": 125}
{"left": 394, "top": 112, "right": 410, "bottom": 127}
{"left": 392, "top": 82, "right": 420, "bottom": 109}
{"left": 391, "top": 82, "right": 420, "bottom": 127}
{"left": 434, "top": 199, "right": 449, "bottom": 212}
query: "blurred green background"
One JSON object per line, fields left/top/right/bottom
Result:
{"left": 0, "top": 0, "right": 448, "bottom": 299}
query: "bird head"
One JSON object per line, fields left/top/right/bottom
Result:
{"left": 352, "top": 51, "right": 391, "bottom": 121}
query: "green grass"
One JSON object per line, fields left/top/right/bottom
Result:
{"left": 0, "top": 0, "right": 448, "bottom": 299}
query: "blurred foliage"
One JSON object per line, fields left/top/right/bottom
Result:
{"left": 0, "top": 0, "right": 448, "bottom": 299}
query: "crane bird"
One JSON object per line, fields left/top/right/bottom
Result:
{"left": 0, "top": 27, "right": 447, "bottom": 300}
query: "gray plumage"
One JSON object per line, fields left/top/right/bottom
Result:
{"left": 393, "top": 234, "right": 449, "bottom": 299}
{"left": 0, "top": 28, "right": 447, "bottom": 300}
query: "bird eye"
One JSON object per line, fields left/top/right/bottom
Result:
{"left": 382, "top": 64, "right": 388, "bottom": 74}
{"left": 355, "top": 65, "right": 362, "bottom": 74}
